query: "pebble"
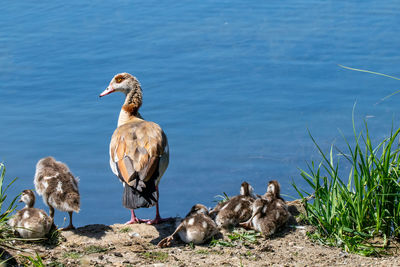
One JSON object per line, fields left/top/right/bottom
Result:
{"left": 114, "top": 252, "right": 123, "bottom": 257}
{"left": 129, "top": 232, "right": 140, "bottom": 237}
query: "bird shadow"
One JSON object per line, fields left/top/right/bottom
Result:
{"left": 68, "top": 224, "right": 113, "bottom": 239}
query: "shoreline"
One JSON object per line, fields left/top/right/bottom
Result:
{"left": 3, "top": 201, "right": 400, "bottom": 266}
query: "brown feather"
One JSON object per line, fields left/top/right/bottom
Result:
{"left": 110, "top": 120, "right": 167, "bottom": 186}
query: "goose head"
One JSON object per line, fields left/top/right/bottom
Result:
{"left": 267, "top": 180, "right": 280, "bottom": 199}
{"left": 186, "top": 204, "right": 209, "bottom": 217}
{"left": 19, "top": 189, "right": 35, "bottom": 208}
{"left": 100, "top": 73, "right": 142, "bottom": 97}
{"left": 240, "top": 181, "right": 256, "bottom": 198}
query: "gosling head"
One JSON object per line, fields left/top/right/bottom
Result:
{"left": 19, "top": 189, "right": 35, "bottom": 208}
{"left": 100, "top": 73, "right": 142, "bottom": 97}
{"left": 263, "top": 180, "right": 282, "bottom": 201}
{"left": 186, "top": 204, "right": 209, "bottom": 217}
{"left": 240, "top": 181, "right": 256, "bottom": 198}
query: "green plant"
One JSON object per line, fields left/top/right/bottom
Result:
{"left": 141, "top": 251, "right": 168, "bottom": 262}
{"left": 62, "top": 251, "right": 82, "bottom": 259}
{"left": 21, "top": 253, "right": 45, "bottom": 267}
{"left": 209, "top": 228, "right": 260, "bottom": 247}
{"left": 195, "top": 249, "right": 209, "bottom": 255}
{"left": 209, "top": 237, "right": 235, "bottom": 247}
{"left": 227, "top": 229, "right": 260, "bottom": 244}
{"left": 214, "top": 192, "right": 230, "bottom": 204}
{"left": 339, "top": 65, "right": 400, "bottom": 104}
{"left": 293, "top": 113, "right": 400, "bottom": 255}
{"left": 0, "top": 163, "right": 19, "bottom": 242}
{"left": 83, "top": 245, "right": 108, "bottom": 254}
{"left": 119, "top": 226, "right": 132, "bottom": 233}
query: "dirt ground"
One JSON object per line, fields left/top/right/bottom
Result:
{"left": 3, "top": 202, "right": 400, "bottom": 267}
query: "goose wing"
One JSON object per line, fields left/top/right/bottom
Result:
{"left": 109, "top": 120, "right": 169, "bottom": 192}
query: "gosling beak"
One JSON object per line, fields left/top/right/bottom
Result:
{"left": 99, "top": 86, "right": 115, "bottom": 97}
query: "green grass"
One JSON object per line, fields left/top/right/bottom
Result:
{"left": 141, "top": 251, "right": 169, "bottom": 262}
{"left": 293, "top": 113, "right": 400, "bottom": 255}
{"left": 214, "top": 192, "right": 230, "bottom": 204}
{"left": 210, "top": 228, "right": 260, "bottom": 247}
{"left": 0, "top": 163, "right": 20, "bottom": 244}
{"left": 119, "top": 226, "right": 132, "bottom": 233}
{"left": 83, "top": 245, "right": 109, "bottom": 254}
{"left": 62, "top": 251, "right": 82, "bottom": 259}
{"left": 21, "top": 253, "right": 45, "bottom": 267}
{"left": 195, "top": 249, "right": 209, "bottom": 255}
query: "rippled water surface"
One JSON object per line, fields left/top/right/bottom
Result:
{"left": 1, "top": 1, "right": 400, "bottom": 226}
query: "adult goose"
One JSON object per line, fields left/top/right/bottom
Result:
{"left": 100, "top": 73, "right": 169, "bottom": 224}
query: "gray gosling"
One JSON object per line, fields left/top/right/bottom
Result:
{"left": 8, "top": 190, "right": 52, "bottom": 238}
{"left": 34, "top": 156, "right": 80, "bottom": 230}
{"left": 210, "top": 181, "right": 256, "bottom": 229}
{"left": 158, "top": 204, "right": 219, "bottom": 247}
{"left": 240, "top": 180, "right": 290, "bottom": 237}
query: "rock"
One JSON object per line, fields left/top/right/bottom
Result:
{"left": 129, "top": 232, "right": 140, "bottom": 238}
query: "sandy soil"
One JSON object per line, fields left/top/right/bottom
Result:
{"left": 2, "top": 202, "right": 400, "bottom": 267}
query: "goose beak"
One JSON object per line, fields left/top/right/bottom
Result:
{"left": 99, "top": 86, "right": 115, "bottom": 97}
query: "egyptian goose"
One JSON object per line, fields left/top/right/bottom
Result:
{"left": 8, "top": 190, "right": 52, "bottom": 238}
{"left": 240, "top": 180, "right": 290, "bottom": 236}
{"left": 158, "top": 204, "right": 219, "bottom": 247}
{"left": 210, "top": 182, "right": 256, "bottom": 229}
{"left": 100, "top": 73, "right": 169, "bottom": 224}
{"left": 34, "top": 156, "right": 80, "bottom": 230}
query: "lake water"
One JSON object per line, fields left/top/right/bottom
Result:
{"left": 1, "top": 1, "right": 400, "bottom": 227}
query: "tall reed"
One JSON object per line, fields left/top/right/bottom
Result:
{"left": 0, "top": 163, "right": 19, "bottom": 240}
{"left": 293, "top": 118, "right": 400, "bottom": 255}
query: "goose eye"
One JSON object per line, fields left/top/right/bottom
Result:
{"left": 115, "top": 77, "right": 123, "bottom": 83}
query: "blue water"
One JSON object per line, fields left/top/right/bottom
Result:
{"left": 1, "top": 1, "right": 400, "bottom": 227}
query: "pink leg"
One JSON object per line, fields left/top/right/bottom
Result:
{"left": 146, "top": 186, "right": 172, "bottom": 225}
{"left": 125, "top": 210, "right": 141, "bottom": 224}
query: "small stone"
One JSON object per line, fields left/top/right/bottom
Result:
{"left": 114, "top": 252, "right": 123, "bottom": 257}
{"left": 124, "top": 241, "right": 133, "bottom": 246}
{"left": 98, "top": 255, "right": 104, "bottom": 260}
{"left": 129, "top": 232, "right": 140, "bottom": 238}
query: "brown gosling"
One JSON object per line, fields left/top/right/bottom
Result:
{"left": 157, "top": 204, "right": 219, "bottom": 247}
{"left": 240, "top": 180, "right": 290, "bottom": 237}
{"left": 210, "top": 181, "right": 256, "bottom": 229}
{"left": 34, "top": 156, "right": 80, "bottom": 230}
{"left": 8, "top": 190, "right": 52, "bottom": 238}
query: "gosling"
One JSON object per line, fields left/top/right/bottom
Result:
{"left": 34, "top": 156, "right": 80, "bottom": 230}
{"left": 158, "top": 204, "right": 219, "bottom": 247}
{"left": 240, "top": 180, "right": 290, "bottom": 237}
{"left": 211, "top": 181, "right": 256, "bottom": 229}
{"left": 8, "top": 190, "right": 52, "bottom": 238}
